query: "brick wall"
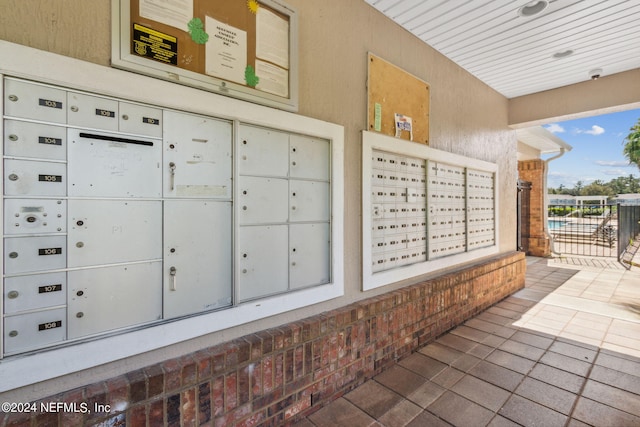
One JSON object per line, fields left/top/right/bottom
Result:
{"left": 1, "top": 251, "right": 525, "bottom": 427}
{"left": 518, "top": 159, "right": 550, "bottom": 257}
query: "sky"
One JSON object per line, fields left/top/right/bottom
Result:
{"left": 543, "top": 108, "right": 640, "bottom": 189}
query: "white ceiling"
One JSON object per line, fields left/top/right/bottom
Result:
{"left": 364, "top": 0, "right": 640, "bottom": 98}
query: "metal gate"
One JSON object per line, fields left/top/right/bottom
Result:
{"left": 618, "top": 204, "right": 640, "bottom": 261}
{"left": 517, "top": 180, "right": 531, "bottom": 253}
{"left": 548, "top": 204, "right": 616, "bottom": 257}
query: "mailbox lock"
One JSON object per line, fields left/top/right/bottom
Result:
{"left": 26, "top": 215, "right": 37, "bottom": 223}
{"left": 76, "top": 290, "right": 84, "bottom": 297}
{"left": 169, "top": 144, "right": 175, "bottom": 149}
{"left": 76, "top": 242, "right": 84, "bottom": 248}
{"left": 242, "top": 206, "right": 247, "bottom": 210}
{"left": 76, "top": 220, "right": 84, "bottom": 226}
{"left": 170, "top": 248, "right": 176, "bottom": 253}
{"left": 242, "top": 269, "right": 247, "bottom": 274}
{"left": 9, "top": 252, "right": 18, "bottom": 259}
{"left": 122, "top": 114, "right": 129, "bottom": 120}
{"left": 8, "top": 174, "right": 19, "bottom": 181}
{"left": 7, "top": 290, "right": 19, "bottom": 299}
{"left": 242, "top": 253, "right": 247, "bottom": 258}
{"left": 169, "top": 266, "right": 177, "bottom": 291}
{"left": 9, "top": 330, "right": 18, "bottom": 338}
{"left": 8, "top": 134, "right": 18, "bottom": 141}
{"left": 243, "top": 190, "right": 247, "bottom": 195}
{"left": 70, "top": 105, "right": 79, "bottom": 112}
{"left": 76, "top": 312, "right": 84, "bottom": 318}
{"left": 8, "top": 94, "right": 18, "bottom": 102}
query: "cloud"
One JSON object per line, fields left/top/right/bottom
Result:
{"left": 576, "top": 125, "right": 605, "bottom": 135}
{"left": 602, "top": 168, "right": 630, "bottom": 176}
{"left": 595, "top": 160, "right": 630, "bottom": 167}
{"left": 545, "top": 124, "right": 565, "bottom": 133}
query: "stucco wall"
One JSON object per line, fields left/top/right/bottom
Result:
{"left": 0, "top": 0, "right": 518, "bottom": 401}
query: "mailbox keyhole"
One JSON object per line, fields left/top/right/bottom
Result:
{"left": 26, "top": 215, "right": 37, "bottom": 223}
{"left": 76, "top": 290, "right": 84, "bottom": 297}
{"left": 76, "top": 220, "right": 84, "bottom": 226}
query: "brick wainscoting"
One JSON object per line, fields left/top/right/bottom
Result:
{"left": 1, "top": 251, "right": 525, "bottom": 427}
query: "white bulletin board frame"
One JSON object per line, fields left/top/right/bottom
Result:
{"left": 111, "top": 0, "right": 299, "bottom": 111}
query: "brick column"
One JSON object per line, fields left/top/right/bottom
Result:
{"left": 518, "top": 159, "right": 551, "bottom": 257}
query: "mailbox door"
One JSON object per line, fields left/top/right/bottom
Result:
{"left": 4, "top": 198, "right": 66, "bottom": 235}
{"left": 3, "top": 308, "right": 66, "bottom": 355}
{"left": 67, "top": 263, "right": 162, "bottom": 339}
{"left": 238, "top": 177, "right": 289, "bottom": 225}
{"left": 119, "top": 102, "right": 162, "bottom": 138}
{"left": 163, "top": 111, "right": 232, "bottom": 198}
{"left": 237, "top": 225, "right": 288, "bottom": 301}
{"left": 238, "top": 125, "right": 289, "bottom": 177}
{"left": 289, "top": 223, "right": 330, "bottom": 289}
{"left": 4, "top": 78, "right": 66, "bottom": 123}
{"left": 163, "top": 200, "right": 232, "bottom": 319}
{"left": 289, "top": 180, "right": 330, "bottom": 223}
{"left": 67, "top": 200, "right": 162, "bottom": 268}
{"left": 3, "top": 272, "right": 66, "bottom": 314}
{"left": 4, "top": 120, "right": 67, "bottom": 161}
{"left": 4, "top": 235, "right": 66, "bottom": 275}
{"left": 4, "top": 159, "right": 66, "bottom": 197}
{"left": 67, "top": 129, "right": 161, "bottom": 197}
{"left": 67, "top": 92, "right": 119, "bottom": 131}
{"left": 289, "top": 135, "right": 330, "bottom": 180}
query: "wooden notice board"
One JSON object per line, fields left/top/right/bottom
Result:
{"left": 112, "top": 0, "right": 298, "bottom": 111}
{"left": 367, "top": 53, "right": 430, "bottom": 144}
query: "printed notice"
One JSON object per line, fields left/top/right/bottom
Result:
{"left": 255, "top": 59, "right": 289, "bottom": 98}
{"left": 256, "top": 8, "right": 289, "bottom": 69}
{"left": 139, "top": 0, "right": 193, "bottom": 32}
{"left": 205, "top": 16, "right": 247, "bottom": 85}
{"left": 132, "top": 24, "right": 178, "bottom": 65}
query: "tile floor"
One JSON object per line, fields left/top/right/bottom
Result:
{"left": 296, "top": 257, "right": 640, "bottom": 426}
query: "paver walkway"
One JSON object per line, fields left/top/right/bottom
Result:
{"left": 296, "top": 256, "right": 640, "bottom": 426}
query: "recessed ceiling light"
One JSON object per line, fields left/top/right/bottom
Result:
{"left": 589, "top": 68, "right": 603, "bottom": 80}
{"left": 518, "top": 1, "right": 549, "bottom": 17}
{"left": 552, "top": 49, "right": 574, "bottom": 59}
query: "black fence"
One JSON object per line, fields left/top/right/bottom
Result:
{"left": 618, "top": 204, "right": 640, "bottom": 261}
{"left": 548, "top": 204, "right": 617, "bottom": 257}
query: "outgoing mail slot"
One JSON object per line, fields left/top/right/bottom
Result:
{"left": 67, "top": 262, "right": 162, "bottom": 339}
{"left": 4, "top": 198, "right": 66, "bottom": 235}
{"left": 238, "top": 177, "right": 288, "bottom": 225}
{"left": 4, "top": 159, "right": 66, "bottom": 197}
{"left": 290, "top": 223, "right": 330, "bottom": 289}
{"left": 67, "top": 129, "right": 161, "bottom": 197}
{"left": 163, "top": 111, "right": 232, "bottom": 198}
{"left": 3, "top": 308, "right": 66, "bottom": 355}
{"left": 238, "top": 125, "right": 289, "bottom": 177}
{"left": 4, "top": 235, "right": 67, "bottom": 274}
{"left": 4, "top": 78, "right": 67, "bottom": 123}
{"left": 289, "top": 180, "right": 330, "bottom": 222}
{"left": 67, "top": 200, "right": 162, "bottom": 267}
{"left": 237, "top": 225, "right": 288, "bottom": 301}
{"left": 3, "top": 272, "right": 66, "bottom": 314}
{"left": 289, "top": 135, "right": 330, "bottom": 180}
{"left": 4, "top": 120, "right": 67, "bottom": 161}
{"left": 67, "top": 92, "right": 118, "bottom": 131}
{"left": 119, "top": 101, "right": 162, "bottom": 137}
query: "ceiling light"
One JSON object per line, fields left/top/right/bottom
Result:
{"left": 589, "top": 68, "right": 603, "bottom": 80}
{"left": 552, "top": 49, "right": 574, "bottom": 59}
{"left": 518, "top": 1, "right": 549, "bottom": 17}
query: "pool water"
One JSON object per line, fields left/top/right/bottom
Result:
{"left": 548, "top": 219, "right": 567, "bottom": 230}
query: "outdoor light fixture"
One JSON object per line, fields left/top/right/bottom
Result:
{"left": 518, "top": 1, "right": 549, "bottom": 17}
{"left": 589, "top": 68, "right": 603, "bottom": 80}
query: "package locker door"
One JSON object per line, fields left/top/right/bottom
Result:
{"left": 163, "top": 111, "right": 232, "bottom": 198}
{"left": 237, "top": 125, "right": 289, "bottom": 177}
{"left": 163, "top": 200, "right": 232, "bottom": 319}
{"left": 67, "top": 262, "right": 162, "bottom": 339}
{"left": 289, "top": 223, "right": 330, "bottom": 289}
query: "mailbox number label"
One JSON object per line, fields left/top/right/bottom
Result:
{"left": 39, "top": 284, "right": 63, "bottom": 293}
{"left": 38, "top": 247, "right": 62, "bottom": 256}
{"left": 95, "top": 109, "right": 115, "bottom": 118}
{"left": 38, "top": 174, "right": 62, "bottom": 182}
{"left": 143, "top": 117, "right": 160, "bottom": 125}
{"left": 38, "top": 320, "right": 62, "bottom": 331}
{"left": 38, "top": 98, "right": 63, "bottom": 109}
{"left": 38, "top": 136, "right": 63, "bottom": 146}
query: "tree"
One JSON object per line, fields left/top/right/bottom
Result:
{"left": 623, "top": 118, "right": 640, "bottom": 170}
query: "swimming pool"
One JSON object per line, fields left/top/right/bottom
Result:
{"left": 547, "top": 219, "right": 568, "bottom": 230}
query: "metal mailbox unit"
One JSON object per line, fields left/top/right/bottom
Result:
{"left": 362, "top": 131, "right": 498, "bottom": 291}
{"left": 1, "top": 75, "right": 336, "bottom": 357}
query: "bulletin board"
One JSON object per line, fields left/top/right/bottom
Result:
{"left": 111, "top": 0, "right": 298, "bottom": 111}
{"left": 367, "top": 53, "right": 430, "bottom": 144}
